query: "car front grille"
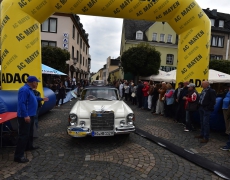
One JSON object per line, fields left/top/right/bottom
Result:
{"left": 91, "top": 111, "right": 114, "bottom": 131}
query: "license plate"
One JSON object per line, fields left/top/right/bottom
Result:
{"left": 92, "top": 131, "right": 114, "bottom": 136}
{"left": 68, "top": 130, "right": 87, "bottom": 137}
{"left": 97, "top": 113, "right": 102, "bottom": 117}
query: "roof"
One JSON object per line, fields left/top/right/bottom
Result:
{"left": 85, "top": 86, "right": 116, "bottom": 89}
{"left": 123, "top": 19, "right": 155, "bottom": 41}
{"left": 203, "top": 9, "right": 230, "bottom": 33}
{"left": 110, "top": 59, "right": 119, "bottom": 66}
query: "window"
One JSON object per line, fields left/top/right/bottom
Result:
{"left": 210, "top": 19, "right": 215, "bottom": 26}
{"left": 219, "top": 20, "right": 224, "bottom": 28}
{"left": 210, "top": 54, "right": 223, "bottom": 60}
{"left": 72, "top": 25, "right": 75, "bottom": 39}
{"left": 76, "top": 50, "right": 79, "bottom": 62}
{"left": 211, "top": 35, "right": 224, "bottom": 47}
{"left": 167, "top": 34, "right": 172, "bottom": 43}
{"left": 80, "top": 38, "right": 82, "bottom": 48}
{"left": 160, "top": 34, "right": 165, "bottom": 42}
{"left": 80, "top": 54, "right": 82, "bottom": 64}
{"left": 41, "top": 40, "right": 56, "bottom": 47}
{"left": 166, "top": 54, "right": 174, "bottom": 65}
{"left": 83, "top": 43, "right": 85, "bottom": 52}
{"left": 72, "top": 46, "right": 74, "bottom": 59}
{"left": 152, "top": 33, "right": 157, "bottom": 41}
{"left": 83, "top": 57, "right": 84, "bottom": 66}
{"left": 77, "top": 32, "right": 79, "bottom": 44}
{"left": 41, "top": 18, "right": 57, "bottom": 33}
{"left": 136, "top": 31, "right": 143, "bottom": 40}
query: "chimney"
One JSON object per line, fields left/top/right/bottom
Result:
{"left": 211, "top": 9, "right": 217, "bottom": 17}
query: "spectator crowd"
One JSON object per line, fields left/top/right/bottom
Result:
{"left": 111, "top": 79, "right": 230, "bottom": 151}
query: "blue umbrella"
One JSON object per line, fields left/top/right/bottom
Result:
{"left": 42, "top": 64, "right": 67, "bottom": 75}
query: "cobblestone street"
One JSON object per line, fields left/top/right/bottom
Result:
{"left": 0, "top": 99, "right": 230, "bottom": 180}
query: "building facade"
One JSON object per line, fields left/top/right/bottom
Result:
{"left": 104, "top": 56, "right": 120, "bottom": 82}
{"left": 203, "top": 8, "right": 230, "bottom": 60}
{"left": 120, "top": 19, "right": 178, "bottom": 73}
{"left": 41, "top": 13, "right": 91, "bottom": 81}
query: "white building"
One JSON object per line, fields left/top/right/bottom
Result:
{"left": 41, "top": 13, "right": 91, "bottom": 81}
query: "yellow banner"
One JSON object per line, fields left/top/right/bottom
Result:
{"left": 1, "top": 1, "right": 43, "bottom": 95}
{"left": 1, "top": 0, "right": 210, "bottom": 93}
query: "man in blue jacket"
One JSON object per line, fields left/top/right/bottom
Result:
{"left": 196, "top": 81, "right": 216, "bottom": 143}
{"left": 14, "top": 76, "right": 48, "bottom": 163}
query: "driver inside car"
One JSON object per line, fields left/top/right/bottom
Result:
{"left": 107, "top": 90, "right": 117, "bottom": 100}
{"left": 85, "top": 90, "right": 97, "bottom": 100}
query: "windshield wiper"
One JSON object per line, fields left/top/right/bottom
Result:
{"left": 90, "top": 98, "right": 112, "bottom": 101}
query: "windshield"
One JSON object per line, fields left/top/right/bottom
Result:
{"left": 81, "top": 88, "right": 119, "bottom": 100}
{"left": 92, "top": 80, "right": 105, "bottom": 86}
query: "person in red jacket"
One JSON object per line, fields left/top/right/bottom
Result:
{"left": 183, "top": 83, "right": 199, "bottom": 132}
{"left": 142, "top": 82, "right": 149, "bottom": 110}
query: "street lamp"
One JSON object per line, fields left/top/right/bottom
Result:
{"left": 118, "top": 61, "right": 122, "bottom": 70}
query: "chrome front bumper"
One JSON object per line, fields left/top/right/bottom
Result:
{"left": 67, "top": 125, "right": 135, "bottom": 137}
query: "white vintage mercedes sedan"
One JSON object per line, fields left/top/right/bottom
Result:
{"left": 67, "top": 86, "right": 135, "bottom": 137}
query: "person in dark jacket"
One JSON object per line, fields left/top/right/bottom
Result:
{"left": 173, "top": 82, "right": 183, "bottom": 117}
{"left": 56, "top": 82, "right": 66, "bottom": 107}
{"left": 33, "top": 90, "right": 42, "bottom": 129}
{"left": 183, "top": 83, "right": 199, "bottom": 132}
{"left": 151, "top": 83, "right": 160, "bottom": 113}
{"left": 175, "top": 81, "right": 189, "bottom": 124}
{"left": 136, "top": 80, "right": 144, "bottom": 108}
{"left": 195, "top": 81, "right": 216, "bottom": 143}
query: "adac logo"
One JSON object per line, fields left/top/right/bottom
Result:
{"left": 1, "top": 73, "right": 29, "bottom": 83}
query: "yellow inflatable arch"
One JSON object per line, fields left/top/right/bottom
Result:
{"left": 0, "top": 0, "right": 210, "bottom": 95}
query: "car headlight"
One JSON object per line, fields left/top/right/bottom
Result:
{"left": 69, "top": 114, "right": 78, "bottom": 125}
{"left": 127, "top": 113, "right": 134, "bottom": 121}
{"left": 127, "top": 113, "right": 135, "bottom": 124}
{"left": 120, "top": 120, "right": 126, "bottom": 127}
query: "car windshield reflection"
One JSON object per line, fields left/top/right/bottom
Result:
{"left": 81, "top": 88, "right": 119, "bottom": 100}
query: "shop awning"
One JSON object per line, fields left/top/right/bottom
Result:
{"left": 42, "top": 64, "right": 67, "bottom": 75}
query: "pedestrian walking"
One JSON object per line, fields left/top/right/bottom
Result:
{"left": 56, "top": 82, "right": 66, "bottom": 107}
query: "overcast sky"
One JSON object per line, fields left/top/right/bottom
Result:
{"left": 79, "top": 0, "right": 230, "bottom": 73}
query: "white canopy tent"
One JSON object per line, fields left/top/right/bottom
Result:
{"left": 162, "top": 70, "right": 177, "bottom": 83}
{"left": 140, "top": 70, "right": 167, "bottom": 81}
{"left": 158, "top": 69, "right": 230, "bottom": 84}
{"left": 208, "top": 69, "right": 230, "bottom": 83}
